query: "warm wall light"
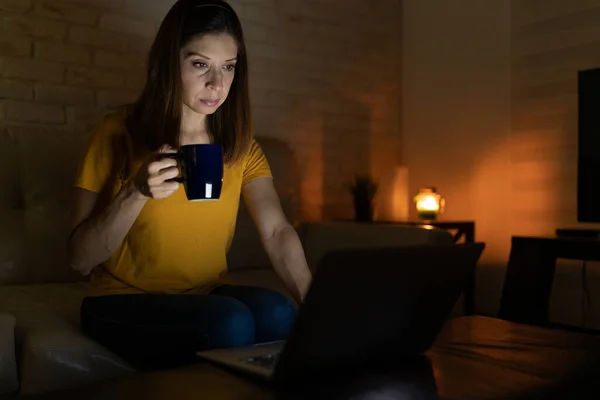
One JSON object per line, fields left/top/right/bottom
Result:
{"left": 414, "top": 187, "right": 445, "bottom": 220}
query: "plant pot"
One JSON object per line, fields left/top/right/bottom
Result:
{"left": 353, "top": 197, "right": 374, "bottom": 222}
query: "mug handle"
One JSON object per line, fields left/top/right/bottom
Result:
{"left": 163, "top": 153, "right": 184, "bottom": 183}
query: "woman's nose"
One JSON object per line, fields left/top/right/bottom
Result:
{"left": 206, "top": 70, "right": 223, "bottom": 91}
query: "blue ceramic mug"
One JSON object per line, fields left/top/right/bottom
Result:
{"left": 167, "top": 144, "right": 223, "bottom": 201}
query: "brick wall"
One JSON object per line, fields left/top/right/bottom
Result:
{"left": 0, "top": 0, "right": 403, "bottom": 221}
{"left": 512, "top": 0, "right": 600, "bottom": 235}
{"left": 401, "top": 0, "right": 512, "bottom": 316}
{"left": 512, "top": 0, "right": 600, "bottom": 330}
{"left": 401, "top": 0, "right": 600, "bottom": 325}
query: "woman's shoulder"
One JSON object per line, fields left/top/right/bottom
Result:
{"left": 244, "top": 138, "right": 263, "bottom": 157}
{"left": 83, "top": 108, "right": 134, "bottom": 153}
{"left": 93, "top": 107, "right": 129, "bottom": 138}
{"left": 78, "top": 107, "right": 137, "bottom": 169}
{"left": 75, "top": 108, "right": 135, "bottom": 194}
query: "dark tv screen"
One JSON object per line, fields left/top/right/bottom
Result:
{"left": 578, "top": 67, "right": 600, "bottom": 223}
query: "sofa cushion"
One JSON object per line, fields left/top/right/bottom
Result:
{"left": 0, "top": 267, "right": 293, "bottom": 395}
{"left": 0, "top": 126, "right": 88, "bottom": 284}
{"left": 0, "top": 130, "right": 24, "bottom": 284}
{"left": 18, "top": 323, "right": 134, "bottom": 395}
{"left": 0, "top": 130, "right": 19, "bottom": 210}
{"left": 299, "top": 222, "right": 455, "bottom": 271}
{"left": 0, "top": 283, "right": 134, "bottom": 395}
{"left": 0, "top": 268, "right": 292, "bottom": 394}
{"left": 0, "top": 128, "right": 300, "bottom": 283}
{"left": 0, "top": 313, "right": 18, "bottom": 395}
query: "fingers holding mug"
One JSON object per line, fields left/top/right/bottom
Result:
{"left": 133, "top": 144, "right": 182, "bottom": 199}
{"left": 150, "top": 180, "right": 180, "bottom": 199}
{"left": 158, "top": 144, "right": 176, "bottom": 154}
{"left": 147, "top": 156, "right": 177, "bottom": 176}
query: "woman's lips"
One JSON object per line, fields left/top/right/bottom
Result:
{"left": 201, "top": 99, "right": 220, "bottom": 107}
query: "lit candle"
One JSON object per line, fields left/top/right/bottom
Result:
{"left": 414, "top": 187, "right": 445, "bottom": 220}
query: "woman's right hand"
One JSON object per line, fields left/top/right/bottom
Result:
{"left": 133, "top": 145, "right": 180, "bottom": 199}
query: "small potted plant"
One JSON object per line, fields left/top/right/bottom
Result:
{"left": 348, "top": 174, "right": 378, "bottom": 222}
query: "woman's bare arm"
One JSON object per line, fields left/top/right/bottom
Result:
{"left": 69, "top": 148, "right": 180, "bottom": 275}
{"left": 69, "top": 184, "right": 148, "bottom": 275}
{"left": 242, "top": 177, "right": 312, "bottom": 303}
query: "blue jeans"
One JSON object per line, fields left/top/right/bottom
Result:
{"left": 80, "top": 285, "right": 295, "bottom": 370}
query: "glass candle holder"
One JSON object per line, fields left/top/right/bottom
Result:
{"left": 414, "top": 187, "right": 445, "bottom": 220}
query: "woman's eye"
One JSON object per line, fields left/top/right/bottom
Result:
{"left": 223, "top": 64, "right": 236, "bottom": 71}
{"left": 192, "top": 61, "right": 208, "bottom": 69}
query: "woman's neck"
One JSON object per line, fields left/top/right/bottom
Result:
{"left": 180, "top": 105, "right": 210, "bottom": 145}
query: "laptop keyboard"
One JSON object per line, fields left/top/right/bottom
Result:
{"left": 243, "top": 352, "right": 280, "bottom": 369}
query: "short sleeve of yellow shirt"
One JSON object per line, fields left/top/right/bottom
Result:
{"left": 74, "top": 111, "right": 273, "bottom": 296}
{"left": 243, "top": 139, "right": 272, "bottom": 186}
{"left": 74, "top": 111, "right": 132, "bottom": 195}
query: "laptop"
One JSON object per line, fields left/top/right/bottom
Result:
{"left": 197, "top": 243, "right": 485, "bottom": 384}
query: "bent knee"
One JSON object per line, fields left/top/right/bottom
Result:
{"left": 254, "top": 292, "right": 295, "bottom": 342}
{"left": 205, "top": 298, "right": 255, "bottom": 349}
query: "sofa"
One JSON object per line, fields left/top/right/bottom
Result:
{"left": 0, "top": 127, "right": 455, "bottom": 395}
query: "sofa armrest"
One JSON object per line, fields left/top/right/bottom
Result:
{"left": 0, "top": 313, "right": 18, "bottom": 395}
{"left": 299, "top": 222, "right": 455, "bottom": 271}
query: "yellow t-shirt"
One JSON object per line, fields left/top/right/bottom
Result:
{"left": 74, "top": 110, "right": 272, "bottom": 296}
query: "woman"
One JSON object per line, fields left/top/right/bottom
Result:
{"left": 69, "top": 0, "right": 312, "bottom": 369}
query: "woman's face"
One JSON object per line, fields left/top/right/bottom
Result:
{"left": 180, "top": 33, "right": 238, "bottom": 116}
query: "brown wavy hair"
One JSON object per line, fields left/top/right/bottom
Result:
{"left": 126, "top": 0, "right": 251, "bottom": 165}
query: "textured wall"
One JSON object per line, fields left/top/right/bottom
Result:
{"left": 512, "top": 0, "right": 600, "bottom": 329}
{"left": 512, "top": 0, "right": 600, "bottom": 234}
{"left": 402, "top": 0, "right": 512, "bottom": 315}
{"left": 401, "top": 0, "right": 600, "bottom": 326}
{"left": 0, "top": 0, "right": 403, "bottom": 221}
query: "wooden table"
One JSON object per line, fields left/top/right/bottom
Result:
{"left": 499, "top": 235, "right": 600, "bottom": 330}
{"left": 31, "top": 316, "right": 600, "bottom": 400}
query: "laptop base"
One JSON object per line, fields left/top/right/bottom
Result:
{"left": 197, "top": 341, "right": 284, "bottom": 381}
